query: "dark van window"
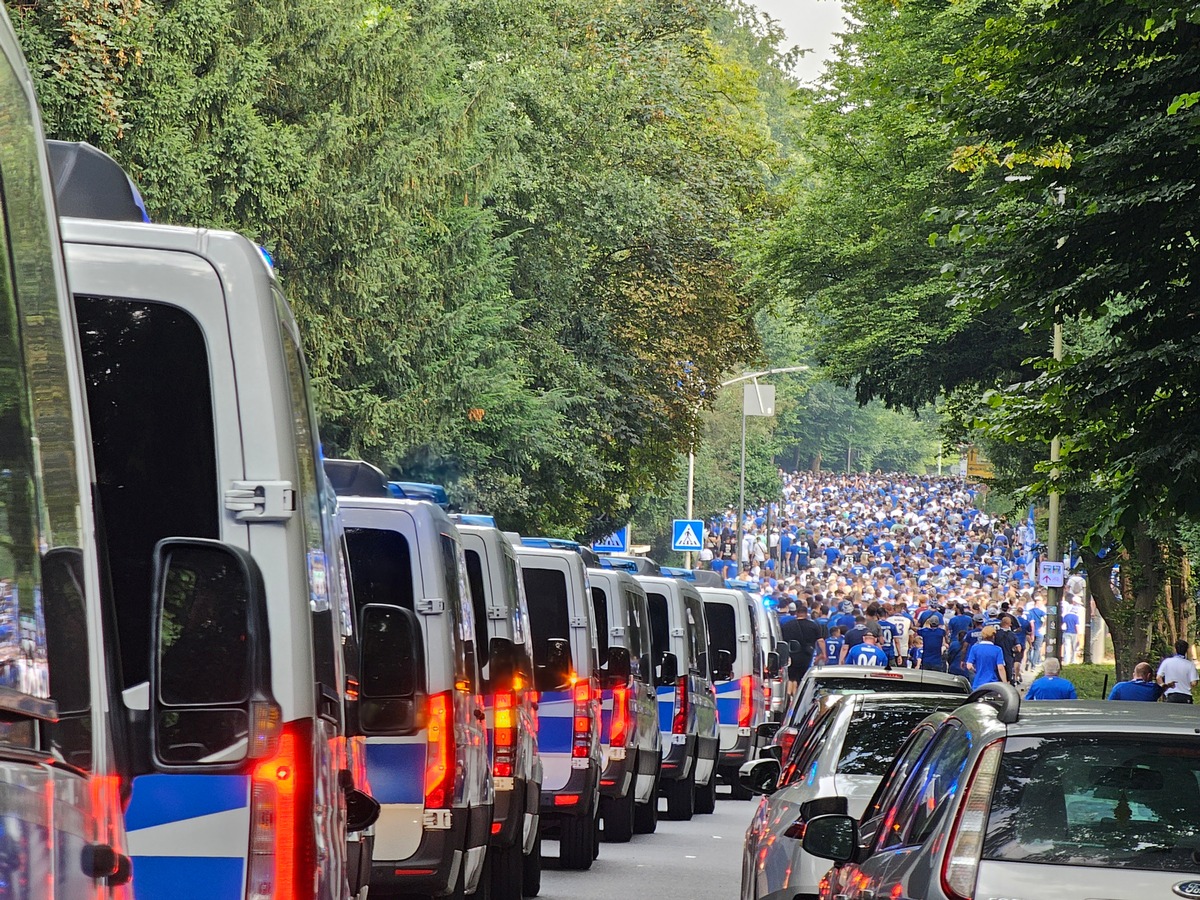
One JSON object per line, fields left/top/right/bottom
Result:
{"left": 590, "top": 586, "right": 610, "bottom": 657}
{"left": 522, "top": 567, "right": 572, "bottom": 692}
{"left": 344, "top": 528, "right": 416, "bottom": 612}
{"left": 463, "top": 548, "right": 491, "bottom": 686}
{"left": 77, "top": 297, "right": 220, "bottom": 691}
{"left": 685, "top": 594, "right": 708, "bottom": 676}
{"left": 646, "top": 592, "right": 670, "bottom": 662}
{"left": 705, "top": 602, "right": 737, "bottom": 663}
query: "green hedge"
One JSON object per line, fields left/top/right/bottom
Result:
{"left": 1059, "top": 664, "right": 1117, "bottom": 700}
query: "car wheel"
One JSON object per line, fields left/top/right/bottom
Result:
{"left": 664, "top": 764, "right": 695, "bottom": 821}
{"left": 601, "top": 785, "right": 636, "bottom": 842}
{"left": 558, "top": 808, "right": 596, "bottom": 870}
{"left": 489, "top": 839, "right": 524, "bottom": 900}
{"left": 521, "top": 833, "right": 542, "bottom": 897}
{"left": 694, "top": 769, "right": 716, "bottom": 815}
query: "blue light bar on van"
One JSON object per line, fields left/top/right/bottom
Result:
{"left": 388, "top": 481, "right": 450, "bottom": 509}
{"left": 521, "top": 537, "right": 583, "bottom": 552}
{"left": 661, "top": 566, "right": 696, "bottom": 581}
{"left": 598, "top": 559, "right": 640, "bottom": 573}
{"left": 455, "top": 514, "right": 496, "bottom": 526}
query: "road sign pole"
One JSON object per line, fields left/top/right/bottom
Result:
{"left": 686, "top": 451, "right": 695, "bottom": 568}
{"left": 1046, "top": 320, "right": 1064, "bottom": 664}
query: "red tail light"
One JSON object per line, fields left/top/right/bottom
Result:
{"left": 425, "top": 691, "right": 455, "bottom": 809}
{"left": 572, "top": 680, "right": 593, "bottom": 758}
{"left": 610, "top": 684, "right": 630, "bottom": 749}
{"left": 672, "top": 676, "right": 688, "bottom": 734}
{"left": 248, "top": 720, "right": 317, "bottom": 900}
{"left": 780, "top": 729, "right": 796, "bottom": 761}
{"left": 493, "top": 690, "right": 516, "bottom": 779}
{"left": 738, "top": 675, "right": 754, "bottom": 729}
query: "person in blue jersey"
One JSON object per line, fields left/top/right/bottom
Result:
{"left": 917, "top": 615, "right": 947, "bottom": 672}
{"left": 823, "top": 626, "right": 844, "bottom": 667}
{"left": 1026, "top": 596, "right": 1045, "bottom": 669}
{"left": 965, "top": 625, "right": 1008, "bottom": 689}
{"left": 876, "top": 613, "right": 898, "bottom": 664}
{"left": 1108, "top": 662, "right": 1168, "bottom": 701}
{"left": 1024, "top": 658, "right": 1077, "bottom": 700}
{"left": 845, "top": 631, "right": 888, "bottom": 666}
{"left": 947, "top": 604, "right": 974, "bottom": 638}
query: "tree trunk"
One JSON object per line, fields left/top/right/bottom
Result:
{"left": 1084, "top": 522, "right": 1162, "bottom": 682}
{"left": 1157, "top": 539, "right": 1192, "bottom": 657}
{"left": 811, "top": 452, "right": 822, "bottom": 474}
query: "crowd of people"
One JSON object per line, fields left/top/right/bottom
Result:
{"left": 695, "top": 469, "right": 1195, "bottom": 703}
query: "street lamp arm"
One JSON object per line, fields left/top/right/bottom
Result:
{"left": 719, "top": 365, "right": 810, "bottom": 387}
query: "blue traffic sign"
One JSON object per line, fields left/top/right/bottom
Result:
{"left": 671, "top": 519, "right": 705, "bottom": 552}
{"left": 592, "top": 526, "right": 630, "bottom": 553}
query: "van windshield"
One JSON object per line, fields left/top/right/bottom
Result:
{"left": 522, "top": 567, "right": 573, "bottom": 692}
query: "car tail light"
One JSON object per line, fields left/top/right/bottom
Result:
{"left": 610, "top": 684, "right": 630, "bottom": 749}
{"left": 672, "top": 677, "right": 688, "bottom": 734}
{"left": 493, "top": 690, "right": 516, "bottom": 779}
{"left": 779, "top": 729, "right": 796, "bottom": 761}
{"left": 940, "top": 739, "right": 1004, "bottom": 900}
{"left": 738, "top": 676, "right": 754, "bottom": 729}
{"left": 425, "top": 691, "right": 456, "bottom": 809}
{"left": 248, "top": 720, "right": 318, "bottom": 900}
{"left": 572, "top": 680, "right": 592, "bottom": 758}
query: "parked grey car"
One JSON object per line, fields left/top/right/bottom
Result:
{"left": 805, "top": 684, "right": 1200, "bottom": 900}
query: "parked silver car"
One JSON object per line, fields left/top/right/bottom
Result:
{"left": 805, "top": 684, "right": 1200, "bottom": 900}
{"left": 740, "top": 692, "right": 966, "bottom": 900}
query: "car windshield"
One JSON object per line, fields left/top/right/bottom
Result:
{"left": 983, "top": 734, "right": 1200, "bottom": 872}
{"left": 836, "top": 702, "right": 958, "bottom": 776}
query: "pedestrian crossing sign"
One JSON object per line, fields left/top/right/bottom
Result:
{"left": 672, "top": 519, "right": 704, "bottom": 552}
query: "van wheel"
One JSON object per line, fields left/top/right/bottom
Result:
{"left": 694, "top": 769, "right": 716, "bottom": 815}
{"left": 521, "top": 833, "right": 541, "bottom": 897}
{"left": 633, "top": 790, "right": 658, "bottom": 834}
{"left": 601, "top": 786, "right": 635, "bottom": 843}
{"left": 558, "top": 809, "right": 596, "bottom": 870}
{"left": 664, "top": 765, "right": 695, "bottom": 821}
{"left": 729, "top": 770, "right": 754, "bottom": 801}
{"left": 489, "top": 840, "right": 523, "bottom": 900}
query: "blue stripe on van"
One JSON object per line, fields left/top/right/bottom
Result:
{"left": 132, "top": 856, "right": 245, "bottom": 900}
{"left": 536, "top": 690, "right": 574, "bottom": 753}
{"left": 656, "top": 685, "right": 675, "bottom": 733}
{"left": 715, "top": 682, "right": 740, "bottom": 724}
{"left": 125, "top": 774, "right": 249, "bottom": 832}
{"left": 366, "top": 743, "right": 426, "bottom": 804}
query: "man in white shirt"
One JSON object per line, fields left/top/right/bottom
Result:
{"left": 1158, "top": 640, "right": 1198, "bottom": 704}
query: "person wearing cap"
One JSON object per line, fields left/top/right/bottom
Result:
{"left": 1109, "top": 662, "right": 1169, "bottom": 701}
{"left": 1024, "top": 658, "right": 1078, "bottom": 700}
{"left": 917, "top": 614, "right": 947, "bottom": 672}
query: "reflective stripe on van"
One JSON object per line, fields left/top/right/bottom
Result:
{"left": 125, "top": 774, "right": 251, "bottom": 900}
{"left": 656, "top": 685, "right": 675, "bottom": 733}
{"left": 714, "top": 680, "right": 740, "bottom": 724}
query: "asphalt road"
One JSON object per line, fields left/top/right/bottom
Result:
{"left": 541, "top": 789, "right": 755, "bottom": 900}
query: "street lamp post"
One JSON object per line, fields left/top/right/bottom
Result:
{"left": 686, "top": 366, "right": 809, "bottom": 574}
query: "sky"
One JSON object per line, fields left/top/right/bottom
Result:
{"left": 751, "top": 0, "right": 847, "bottom": 82}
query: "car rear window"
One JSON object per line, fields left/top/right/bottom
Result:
{"left": 815, "top": 675, "right": 967, "bottom": 698}
{"left": 836, "top": 702, "right": 957, "bottom": 776}
{"left": 983, "top": 735, "right": 1200, "bottom": 872}
{"left": 522, "top": 567, "right": 573, "bottom": 692}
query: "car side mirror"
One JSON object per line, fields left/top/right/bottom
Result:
{"left": 713, "top": 649, "right": 734, "bottom": 681}
{"left": 359, "top": 604, "right": 427, "bottom": 735}
{"left": 346, "top": 786, "right": 381, "bottom": 832}
{"left": 800, "top": 796, "right": 848, "bottom": 820}
{"left": 801, "top": 814, "right": 859, "bottom": 864}
{"left": 489, "top": 636, "right": 517, "bottom": 691}
{"left": 150, "top": 538, "right": 272, "bottom": 769}
{"left": 776, "top": 640, "right": 790, "bottom": 659}
{"left": 756, "top": 721, "right": 781, "bottom": 740}
{"left": 737, "top": 757, "right": 781, "bottom": 796}
{"left": 605, "top": 646, "right": 632, "bottom": 687}
{"left": 657, "top": 651, "right": 679, "bottom": 686}
{"left": 766, "top": 651, "right": 781, "bottom": 678}
{"left": 788, "top": 640, "right": 802, "bottom": 654}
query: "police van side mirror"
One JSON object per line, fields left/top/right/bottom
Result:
{"left": 541, "top": 637, "right": 573, "bottom": 691}
{"left": 766, "top": 651, "right": 781, "bottom": 678}
{"left": 359, "top": 604, "right": 427, "bottom": 735}
{"left": 150, "top": 539, "right": 272, "bottom": 769}
{"left": 713, "top": 649, "right": 734, "bottom": 681}
{"left": 489, "top": 636, "right": 518, "bottom": 691}
{"left": 604, "top": 646, "right": 631, "bottom": 687}
{"left": 656, "top": 651, "right": 679, "bottom": 686}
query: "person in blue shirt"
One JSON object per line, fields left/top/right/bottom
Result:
{"left": 1024, "top": 658, "right": 1077, "bottom": 700}
{"left": 877, "top": 616, "right": 898, "bottom": 663}
{"left": 946, "top": 631, "right": 969, "bottom": 677}
{"left": 823, "top": 627, "right": 844, "bottom": 667}
{"left": 845, "top": 631, "right": 888, "bottom": 666}
{"left": 948, "top": 605, "right": 974, "bottom": 638}
{"left": 1108, "top": 662, "right": 1168, "bottom": 701}
{"left": 965, "top": 626, "right": 1008, "bottom": 690}
{"left": 917, "top": 616, "right": 947, "bottom": 671}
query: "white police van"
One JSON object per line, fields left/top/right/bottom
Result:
{"left": 636, "top": 575, "right": 719, "bottom": 820}
{"left": 455, "top": 522, "right": 544, "bottom": 899}
{"left": 514, "top": 545, "right": 602, "bottom": 870}
{"left": 587, "top": 566, "right": 662, "bottom": 840}
{"left": 336, "top": 491, "right": 493, "bottom": 898}
{"left": 697, "top": 586, "right": 767, "bottom": 799}
{"left": 62, "top": 208, "right": 379, "bottom": 899}
{"left": 0, "top": 12, "right": 131, "bottom": 892}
